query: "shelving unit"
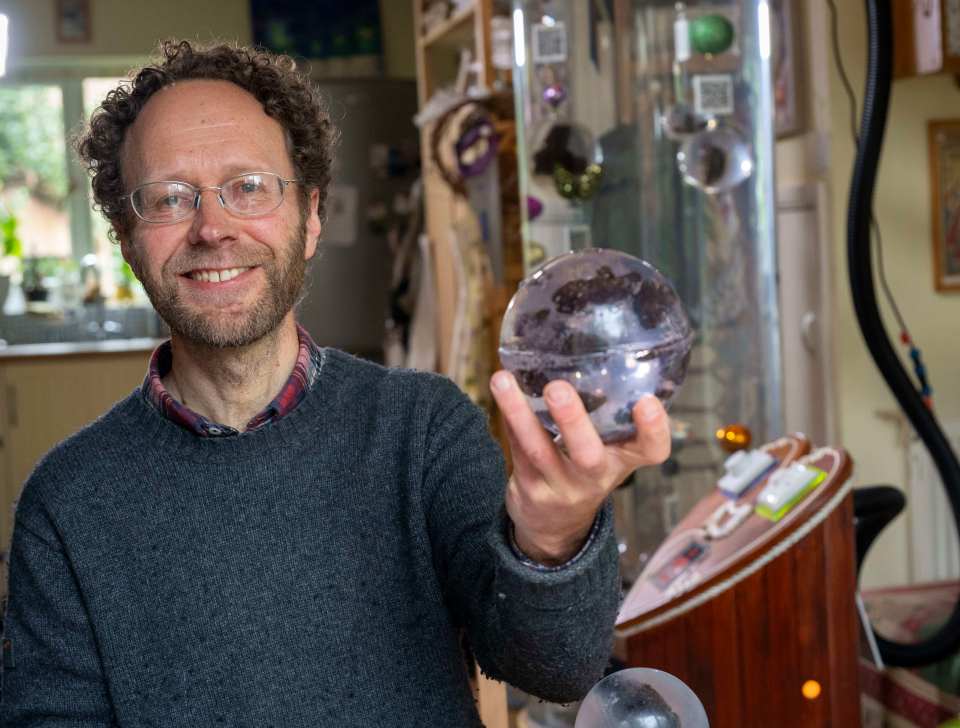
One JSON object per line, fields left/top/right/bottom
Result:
{"left": 420, "top": 3, "right": 477, "bottom": 52}
{"left": 413, "top": 1, "right": 494, "bottom": 376}
{"left": 411, "top": 2, "right": 517, "bottom": 727}
{"left": 412, "top": 0, "right": 522, "bottom": 445}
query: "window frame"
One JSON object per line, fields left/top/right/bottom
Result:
{"left": 0, "top": 56, "right": 146, "bottom": 267}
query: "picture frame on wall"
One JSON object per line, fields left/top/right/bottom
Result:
{"left": 56, "top": 0, "right": 91, "bottom": 43}
{"left": 771, "top": 0, "right": 803, "bottom": 138}
{"left": 928, "top": 120, "right": 960, "bottom": 292}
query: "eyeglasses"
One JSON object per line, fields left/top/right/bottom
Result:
{"left": 126, "top": 172, "right": 300, "bottom": 224}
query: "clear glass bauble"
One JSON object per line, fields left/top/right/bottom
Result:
{"left": 499, "top": 248, "right": 693, "bottom": 443}
{"left": 574, "top": 668, "right": 709, "bottom": 728}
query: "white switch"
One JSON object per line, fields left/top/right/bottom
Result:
{"left": 755, "top": 463, "right": 826, "bottom": 521}
{"left": 717, "top": 449, "right": 776, "bottom": 497}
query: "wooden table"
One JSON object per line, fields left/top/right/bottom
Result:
{"left": 614, "top": 435, "right": 861, "bottom": 727}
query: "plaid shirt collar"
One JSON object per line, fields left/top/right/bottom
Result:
{"left": 142, "top": 323, "right": 321, "bottom": 437}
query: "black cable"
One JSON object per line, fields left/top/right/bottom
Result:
{"left": 827, "top": 0, "right": 861, "bottom": 143}
{"left": 828, "top": 0, "right": 917, "bottom": 372}
{"left": 848, "top": 0, "right": 960, "bottom": 665}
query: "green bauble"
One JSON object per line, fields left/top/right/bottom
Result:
{"left": 690, "top": 14, "right": 735, "bottom": 55}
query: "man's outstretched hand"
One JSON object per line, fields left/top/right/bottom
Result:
{"left": 490, "top": 370, "right": 672, "bottom": 566}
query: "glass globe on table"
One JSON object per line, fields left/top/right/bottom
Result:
{"left": 575, "top": 668, "right": 709, "bottom": 728}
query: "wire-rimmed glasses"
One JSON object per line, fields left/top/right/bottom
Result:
{"left": 126, "top": 171, "right": 300, "bottom": 224}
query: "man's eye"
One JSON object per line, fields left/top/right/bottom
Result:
{"left": 160, "top": 195, "right": 184, "bottom": 207}
{"left": 238, "top": 180, "right": 265, "bottom": 194}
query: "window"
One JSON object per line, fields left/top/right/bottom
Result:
{"left": 0, "top": 74, "right": 143, "bottom": 306}
{"left": 0, "top": 84, "right": 70, "bottom": 258}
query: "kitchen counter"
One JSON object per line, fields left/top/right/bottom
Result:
{"left": 0, "top": 337, "right": 163, "bottom": 360}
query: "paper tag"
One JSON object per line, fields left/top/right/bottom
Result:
{"left": 674, "top": 16, "right": 691, "bottom": 63}
{"left": 693, "top": 74, "right": 735, "bottom": 117}
{"left": 533, "top": 22, "right": 568, "bottom": 64}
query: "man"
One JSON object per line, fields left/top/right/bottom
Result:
{"left": 0, "top": 41, "right": 669, "bottom": 726}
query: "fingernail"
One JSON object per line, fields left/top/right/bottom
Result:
{"left": 492, "top": 372, "right": 512, "bottom": 392}
{"left": 640, "top": 394, "right": 661, "bottom": 422}
{"left": 546, "top": 383, "right": 570, "bottom": 405}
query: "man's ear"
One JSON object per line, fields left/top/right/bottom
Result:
{"left": 305, "top": 187, "right": 321, "bottom": 261}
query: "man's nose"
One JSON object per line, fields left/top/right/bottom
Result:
{"left": 188, "top": 188, "right": 236, "bottom": 245}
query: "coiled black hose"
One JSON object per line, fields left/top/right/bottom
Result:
{"left": 849, "top": 0, "right": 960, "bottom": 665}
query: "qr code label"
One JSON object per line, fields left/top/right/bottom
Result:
{"left": 533, "top": 22, "right": 567, "bottom": 63}
{"left": 693, "top": 74, "right": 735, "bottom": 116}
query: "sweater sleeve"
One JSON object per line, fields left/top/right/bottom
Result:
{"left": 422, "top": 380, "right": 621, "bottom": 704}
{"left": 1, "top": 485, "right": 114, "bottom": 725}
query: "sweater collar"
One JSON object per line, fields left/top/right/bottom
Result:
{"left": 141, "top": 323, "right": 321, "bottom": 437}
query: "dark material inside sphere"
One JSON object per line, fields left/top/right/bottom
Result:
{"left": 599, "top": 682, "right": 681, "bottom": 727}
{"left": 703, "top": 144, "right": 727, "bottom": 187}
{"left": 551, "top": 266, "right": 676, "bottom": 330}
{"left": 533, "top": 123, "right": 591, "bottom": 175}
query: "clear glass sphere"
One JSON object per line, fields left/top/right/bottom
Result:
{"left": 574, "top": 668, "right": 709, "bottom": 728}
{"left": 531, "top": 121, "right": 604, "bottom": 198}
{"left": 499, "top": 249, "right": 693, "bottom": 443}
{"left": 660, "top": 104, "right": 713, "bottom": 142}
{"left": 676, "top": 126, "right": 753, "bottom": 194}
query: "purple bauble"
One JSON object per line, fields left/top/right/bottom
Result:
{"left": 526, "top": 195, "right": 544, "bottom": 220}
{"left": 542, "top": 83, "right": 567, "bottom": 107}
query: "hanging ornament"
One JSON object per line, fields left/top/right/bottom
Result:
{"left": 676, "top": 125, "right": 753, "bottom": 194}
{"left": 531, "top": 121, "right": 604, "bottom": 201}
{"left": 660, "top": 103, "right": 714, "bottom": 141}
{"left": 542, "top": 82, "right": 568, "bottom": 108}
{"left": 690, "top": 13, "right": 735, "bottom": 56}
{"left": 553, "top": 163, "right": 603, "bottom": 200}
{"left": 526, "top": 195, "right": 544, "bottom": 221}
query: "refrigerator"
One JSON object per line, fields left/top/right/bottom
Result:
{"left": 295, "top": 78, "right": 419, "bottom": 362}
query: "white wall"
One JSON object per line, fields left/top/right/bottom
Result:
{"left": 0, "top": 0, "right": 252, "bottom": 63}
{"left": 810, "top": 2, "right": 960, "bottom": 588}
{"left": 0, "top": 1, "right": 415, "bottom": 78}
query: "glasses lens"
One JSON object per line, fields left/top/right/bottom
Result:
{"left": 222, "top": 173, "right": 284, "bottom": 215}
{"left": 133, "top": 182, "right": 195, "bottom": 223}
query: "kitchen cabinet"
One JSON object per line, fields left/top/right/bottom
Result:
{"left": 0, "top": 349, "right": 152, "bottom": 565}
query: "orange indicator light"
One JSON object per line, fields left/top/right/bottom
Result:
{"left": 801, "top": 680, "right": 822, "bottom": 700}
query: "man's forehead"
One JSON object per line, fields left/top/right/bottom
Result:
{"left": 140, "top": 79, "right": 268, "bottom": 123}
{"left": 122, "top": 79, "right": 290, "bottom": 181}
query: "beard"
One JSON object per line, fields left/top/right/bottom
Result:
{"left": 129, "top": 214, "right": 309, "bottom": 349}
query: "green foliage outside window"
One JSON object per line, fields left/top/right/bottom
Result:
{"left": 1, "top": 213, "right": 22, "bottom": 258}
{"left": 0, "top": 87, "right": 69, "bottom": 208}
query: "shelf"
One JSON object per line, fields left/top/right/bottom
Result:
{"left": 420, "top": 3, "right": 476, "bottom": 51}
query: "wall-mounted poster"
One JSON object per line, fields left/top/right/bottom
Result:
{"left": 250, "top": 0, "right": 381, "bottom": 72}
{"left": 929, "top": 120, "right": 960, "bottom": 292}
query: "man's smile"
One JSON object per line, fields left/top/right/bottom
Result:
{"left": 184, "top": 266, "right": 254, "bottom": 283}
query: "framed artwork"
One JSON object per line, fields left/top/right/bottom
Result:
{"left": 928, "top": 120, "right": 960, "bottom": 292}
{"left": 56, "top": 0, "right": 91, "bottom": 44}
{"left": 770, "top": 0, "right": 803, "bottom": 138}
{"left": 250, "top": 0, "right": 381, "bottom": 62}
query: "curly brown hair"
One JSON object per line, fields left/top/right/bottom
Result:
{"left": 75, "top": 39, "right": 338, "bottom": 242}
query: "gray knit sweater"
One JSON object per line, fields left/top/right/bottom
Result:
{"left": 0, "top": 348, "right": 620, "bottom": 727}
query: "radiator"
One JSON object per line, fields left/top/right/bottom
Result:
{"left": 908, "top": 421, "right": 960, "bottom": 582}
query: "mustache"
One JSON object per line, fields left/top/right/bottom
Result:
{"left": 168, "top": 254, "right": 268, "bottom": 275}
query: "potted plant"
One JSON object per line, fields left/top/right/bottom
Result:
{"left": 0, "top": 211, "right": 25, "bottom": 315}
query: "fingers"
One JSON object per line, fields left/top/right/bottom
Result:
{"left": 499, "top": 409, "right": 546, "bottom": 486}
{"left": 490, "top": 370, "right": 565, "bottom": 483}
{"left": 629, "top": 394, "right": 672, "bottom": 465}
{"left": 543, "top": 381, "right": 607, "bottom": 480}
